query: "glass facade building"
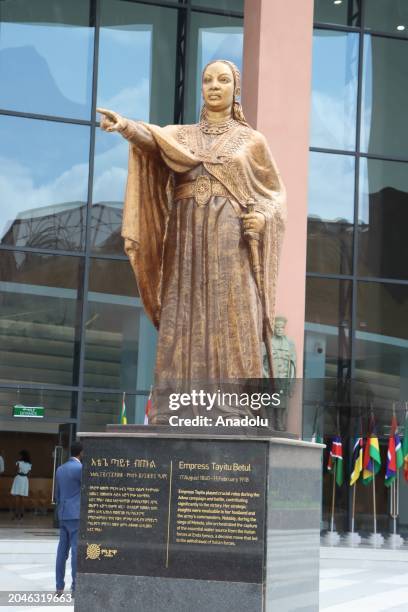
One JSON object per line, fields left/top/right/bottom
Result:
{"left": 0, "top": 0, "right": 244, "bottom": 434}
{"left": 1, "top": 0, "right": 408, "bottom": 536}
{"left": 307, "top": 0, "right": 408, "bottom": 535}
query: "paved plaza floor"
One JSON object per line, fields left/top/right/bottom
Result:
{"left": 0, "top": 528, "right": 407, "bottom": 611}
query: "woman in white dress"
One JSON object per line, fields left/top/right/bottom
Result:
{"left": 10, "top": 450, "right": 31, "bottom": 520}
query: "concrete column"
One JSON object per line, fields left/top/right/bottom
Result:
{"left": 242, "top": 0, "right": 314, "bottom": 376}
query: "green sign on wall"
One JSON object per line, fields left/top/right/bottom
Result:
{"left": 13, "top": 405, "right": 45, "bottom": 418}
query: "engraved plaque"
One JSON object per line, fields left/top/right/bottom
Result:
{"left": 78, "top": 437, "right": 268, "bottom": 583}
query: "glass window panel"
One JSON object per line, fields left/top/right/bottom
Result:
{"left": 84, "top": 259, "right": 157, "bottom": 391}
{"left": 314, "top": 0, "right": 359, "bottom": 26}
{"left": 184, "top": 11, "right": 243, "bottom": 123}
{"left": 365, "top": 0, "right": 408, "bottom": 37}
{"left": 191, "top": 0, "right": 244, "bottom": 11}
{"left": 91, "top": 130, "right": 127, "bottom": 255}
{"left": 310, "top": 30, "right": 358, "bottom": 150}
{"left": 0, "top": 0, "right": 93, "bottom": 119}
{"left": 0, "top": 116, "right": 90, "bottom": 251}
{"left": 98, "top": 0, "right": 177, "bottom": 125}
{"left": 0, "top": 251, "right": 82, "bottom": 386}
{"left": 358, "top": 158, "right": 408, "bottom": 280}
{"left": 307, "top": 151, "right": 355, "bottom": 274}
{"left": 361, "top": 35, "right": 408, "bottom": 158}
{"left": 0, "top": 388, "right": 76, "bottom": 421}
{"left": 304, "top": 277, "right": 352, "bottom": 381}
{"left": 355, "top": 282, "right": 408, "bottom": 403}
{"left": 81, "top": 391, "right": 149, "bottom": 431}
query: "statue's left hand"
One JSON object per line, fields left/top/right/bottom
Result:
{"left": 242, "top": 212, "right": 266, "bottom": 236}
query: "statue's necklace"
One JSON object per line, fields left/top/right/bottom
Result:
{"left": 199, "top": 118, "right": 235, "bottom": 135}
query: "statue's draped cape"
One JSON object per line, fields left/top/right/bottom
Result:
{"left": 121, "top": 121, "right": 286, "bottom": 339}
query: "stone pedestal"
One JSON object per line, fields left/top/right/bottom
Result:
{"left": 75, "top": 428, "right": 323, "bottom": 612}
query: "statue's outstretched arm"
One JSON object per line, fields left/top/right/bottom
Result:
{"left": 96, "top": 108, "right": 157, "bottom": 153}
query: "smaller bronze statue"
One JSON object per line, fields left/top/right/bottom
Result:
{"left": 263, "top": 315, "right": 296, "bottom": 431}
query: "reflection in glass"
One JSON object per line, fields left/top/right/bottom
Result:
{"left": 365, "top": 0, "right": 408, "bottom": 38}
{"left": 0, "top": 387, "right": 76, "bottom": 420}
{"left": 355, "top": 282, "right": 408, "bottom": 403}
{"left": 0, "top": 115, "right": 90, "bottom": 251}
{"left": 310, "top": 30, "right": 358, "bottom": 150}
{"left": 0, "top": 0, "right": 93, "bottom": 119}
{"left": 361, "top": 35, "right": 408, "bottom": 158}
{"left": 0, "top": 251, "right": 82, "bottom": 386}
{"left": 304, "top": 277, "right": 351, "bottom": 380}
{"left": 359, "top": 158, "right": 408, "bottom": 280}
{"left": 91, "top": 130, "right": 128, "bottom": 254}
{"left": 314, "top": 0, "right": 359, "bottom": 26}
{"left": 307, "top": 152, "right": 355, "bottom": 274}
{"left": 98, "top": 0, "right": 177, "bottom": 125}
{"left": 84, "top": 259, "right": 156, "bottom": 391}
{"left": 184, "top": 12, "right": 243, "bottom": 123}
{"left": 192, "top": 1, "right": 244, "bottom": 11}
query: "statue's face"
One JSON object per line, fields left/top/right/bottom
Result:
{"left": 202, "top": 62, "right": 234, "bottom": 114}
{"left": 274, "top": 320, "right": 286, "bottom": 337}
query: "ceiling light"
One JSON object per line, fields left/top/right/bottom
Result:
{"left": 397, "top": 25, "right": 405, "bottom": 31}
{"left": 334, "top": 0, "right": 342, "bottom": 5}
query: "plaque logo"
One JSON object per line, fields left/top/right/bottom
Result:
{"left": 86, "top": 544, "right": 101, "bottom": 560}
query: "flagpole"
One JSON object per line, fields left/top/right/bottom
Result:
{"left": 372, "top": 459, "right": 377, "bottom": 535}
{"left": 392, "top": 402, "right": 397, "bottom": 536}
{"left": 387, "top": 405, "right": 403, "bottom": 549}
{"left": 351, "top": 483, "right": 356, "bottom": 533}
{"left": 330, "top": 460, "right": 336, "bottom": 533}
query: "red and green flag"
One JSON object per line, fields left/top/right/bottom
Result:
{"left": 363, "top": 416, "right": 381, "bottom": 485}
{"left": 350, "top": 418, "right": 363, "bottom": 486}
{"left": 402, "top": 413, "right": 408, "bottom": 482}
{"left": 385, "top": 415, "right": 403, "bottom": 487}
{"left": 327, "top": 436, "right": 344, "bottom": 486}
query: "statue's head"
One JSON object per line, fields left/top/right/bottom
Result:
{"left": 274, "top": 315, "right": 287, "bottom": 337}
{"left": 200, "top": 59, "right": 248, "bottom": 126}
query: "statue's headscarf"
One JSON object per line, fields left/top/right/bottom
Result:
{"left": 199, "top": 59, "right": 249, "bottom": 127}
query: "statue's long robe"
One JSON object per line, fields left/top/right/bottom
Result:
{"left": 121, "top": 121, "right": 286, "bottom": 390}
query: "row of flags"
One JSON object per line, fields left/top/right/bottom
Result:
{"left": 120, "top": 390, "right": 152, "bottom": 425}
{"left": 327, "top": 415, "right": 408, "bottom": 487}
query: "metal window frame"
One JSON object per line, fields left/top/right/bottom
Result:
{"left": 0, "top": 0, "right": 244, "bottom": 430}
{"left": 308, "top": 0, "right": 408, "bottom": 382}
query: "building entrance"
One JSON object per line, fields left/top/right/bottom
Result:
{"left": 0, "top": 421, "right": 74, "bottom": 530}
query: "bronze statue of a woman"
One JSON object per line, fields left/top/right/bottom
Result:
{"left": 98, "top": 60, "right": 286, "bottom": 421}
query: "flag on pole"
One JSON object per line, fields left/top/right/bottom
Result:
{"left": 144, "top": 388, "right": 152, "bottom": 425}
{"left": 402, "top": 413, "right": 408, "bottom": 482}
{"left": 350, "top": 420, "right": 364, "bottom": 486}
{"left": 363, "top": 416, "right": 381, "bottom": 485}
{"left": 120, "top": 392, "right": 127, "bottom": 425}
{"left": 327, "top": 436, "right": 344, "bottom": 486}
{"left": 385, "top": 415, "right": 403, "bottom": 487}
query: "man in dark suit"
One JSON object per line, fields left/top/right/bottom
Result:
{"left": 55, "top": 441, "right": 83, "bottom": 595}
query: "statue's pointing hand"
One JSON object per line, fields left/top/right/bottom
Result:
{"left": 97, "top": 107, "right": 128, "bottom": 133}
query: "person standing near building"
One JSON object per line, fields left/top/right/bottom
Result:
{"left": 55, "top": 441, "right": 83, "bottom": 596}
{"left": 10, "top": 450, "right": 31, "bottom": 520}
